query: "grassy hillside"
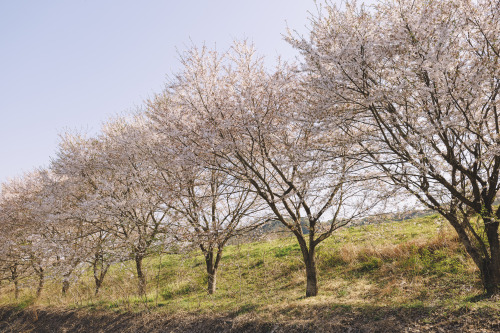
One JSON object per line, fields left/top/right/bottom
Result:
{"left": 1, "top": 213, "right": 499, "bottom": 331}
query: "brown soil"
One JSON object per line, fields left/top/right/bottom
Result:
{"left": 0, "top": 305, "right": 499, "bottom": 332}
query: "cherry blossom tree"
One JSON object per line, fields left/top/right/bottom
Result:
{"left": 145, "top": 143, "right": 265, "bottom": 294}
{"left": 0, "top": 171, "right": 60, "bottom": 299}
{"left": 49, "top": 139, "right": 126, "bottom": 296}
{"left": 53, "top": 119, "right": 173, "bottom": 296}
{"left": 42, "top": 170, "right": 122, "bottom": 296}
{"left": 147, "top": 42, "right": 377, "bottom": 297}
{"left": 36, "top": 174, "right": 88, "bottom": 296}
{"left": 1, "top": 161, "right": 132, "bottom": 299}
{"left": 0, "top": 193, "right": 31, "bottom": 300}
{"left": 291, "top": 0, "right": 500, "bottom": 294}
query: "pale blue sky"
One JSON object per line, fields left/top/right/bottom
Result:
{"left": 0, "top": 0, "right": 335, "bottom": 183}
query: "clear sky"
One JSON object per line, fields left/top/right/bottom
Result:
{"left": 0, "top": 0, "right": 335, "bottom": 183}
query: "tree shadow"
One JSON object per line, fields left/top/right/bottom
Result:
{"left": 466, "top": 292, "right": 494, "bottom": 303}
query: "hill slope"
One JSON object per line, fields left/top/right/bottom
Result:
{"left": 1, "top": 213, "right": 500, "bottom": 332}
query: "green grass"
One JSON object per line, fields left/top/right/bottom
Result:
{"left": 1, "top": 213, "right": 499, "bottom": 319}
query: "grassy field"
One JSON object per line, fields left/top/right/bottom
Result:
{"left": 1, "top": 213, "right": 500, "bottom": 331}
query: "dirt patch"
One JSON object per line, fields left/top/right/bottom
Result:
{"left": 0, "top": 305, "right": 499, "bottom": 332}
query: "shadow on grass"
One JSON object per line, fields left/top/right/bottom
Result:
{"left": 231, "top": 303, "right": 259, "bottom": 316}
{"left": 1, "top": 302, "right": 499, "bottom": 333}
{"left": 464, "top": 291, "right": 500, "bottom": 303}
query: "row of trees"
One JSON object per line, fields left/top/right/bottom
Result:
{"left": 0, "top": 45, "right": 375, "bottom": 298}
{"left": 1, "top": 0, "right": 499, "bottom": 298}
{"left": 0, "top": 117, "right": 268, "bottom": 297}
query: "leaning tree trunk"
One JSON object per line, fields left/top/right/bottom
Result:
{"left": 447, "top": 212, "right": 500, "bottom": 295}
{"left": 135, "top": 254, "right": 146, "bottom": 296}
{"left": 93, "top": 255, "right": 110, "bottom": 296}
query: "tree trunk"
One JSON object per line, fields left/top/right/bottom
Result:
{"left": 92, "top": 252, "right": 110, "bottom": 296}
{"left": 135, "top": 254, "right": 146, "bottom": 296}
{"left": 95, "top": 277, "right": 103, "bottom": 296}
{"left": 10, "top": 265, "right": 19, "bottom": 300}
{"left": 207, "top": 269, "right": 217, "bottom": 295}
{"left": 294, "top": 229, "right": 319, "bottom": 297}
{"left": 448, "top": 212, "right": 500, "bottom": 295}
{"left": 483, "top": 221, "right": 500, "bottom": 295}
{"left": 62, "top": 279, "right": 70, "bottom": 296}
{"left": 204, "top": 249, "right": 218, "bottom": 294}
{"left": 93, "top": 265, "right": 110, "bottom": 296}
{"left": 304, "top": 247, "right": 318, "bottom": 297}
{"left": 14, "top": 279, "right": 19, "bottom": 300}
{"left": 35, "top": 267, "right": 44, "bottom": 299}
{"left": 61, "top": 269, "right": 74, "bottom": 296}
